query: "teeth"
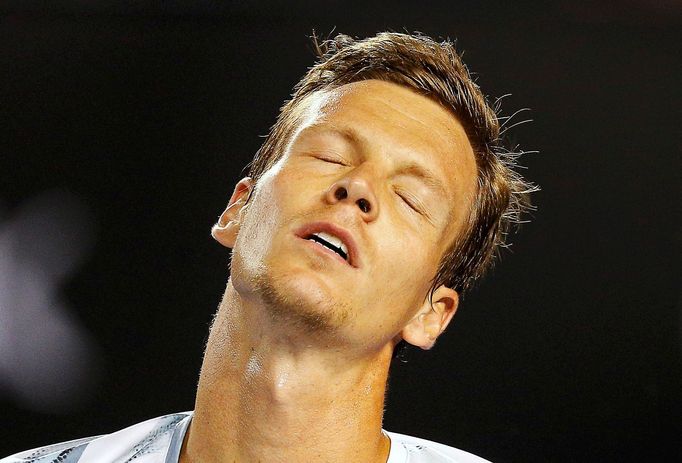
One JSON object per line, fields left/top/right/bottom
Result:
{"left": 313, "top": 232, "right": 348, "bottom": 256}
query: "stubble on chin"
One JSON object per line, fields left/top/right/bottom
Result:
{"left": 250, "top": 269, "right": 353, "bottom": 337}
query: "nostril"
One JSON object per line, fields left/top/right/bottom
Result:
{"left": 357, "top": 198, "right": 371, "bottom": 213}
{"left": 334, "top": 187, "right": 348, "bottom": 201}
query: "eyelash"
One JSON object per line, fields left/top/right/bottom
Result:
{"left": 395, "top": 189, "right": 422, "bottom": 214}
{"left": 313, "top": 154, "right": 347, "bottom": 166}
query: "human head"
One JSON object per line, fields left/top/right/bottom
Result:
{"left": 215, "top": 78, "right": 477, "bottom": 353}
{"left": 246, "top": 32, "right": 535, "bottom": 298}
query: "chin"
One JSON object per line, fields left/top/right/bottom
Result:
{"left": 251, "top": 265, "right": 353, "bottom": 334}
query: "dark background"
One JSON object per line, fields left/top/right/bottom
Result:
{"left": 1, "top": 1, "right": 680, "bottom": 461}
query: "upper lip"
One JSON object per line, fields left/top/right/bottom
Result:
{"left": 294, "top": 221, "right": 360, "bottom": 268}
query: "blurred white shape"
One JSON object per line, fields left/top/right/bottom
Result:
{"left": 0, "top": 190, "right": 101, "bottom": 413}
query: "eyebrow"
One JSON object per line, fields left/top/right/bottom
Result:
{"left": 300, "top": 123, "right": 449, "bottom": 198}
{"left": 298, "top": 123, "right": 367, "bottom": 149}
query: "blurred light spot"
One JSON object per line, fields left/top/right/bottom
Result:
{"left": 0, "top": 190, "right": 101, "bottom": 413}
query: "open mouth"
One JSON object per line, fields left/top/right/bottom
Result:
{"left": 305, "top": 232, "right": 349, "bottom": 262}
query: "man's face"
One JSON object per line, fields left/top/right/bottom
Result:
{"left": 227, "top": 80, "right": 477, "bottom": 350}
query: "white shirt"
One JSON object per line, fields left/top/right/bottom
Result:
{"left": 1, "top": 411, "right": 492, "bottom": 462}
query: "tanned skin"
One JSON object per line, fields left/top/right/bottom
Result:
{"left": 179, "top": 80, "right": 478, "bottom": 463}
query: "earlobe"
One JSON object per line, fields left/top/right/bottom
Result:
{"left": 211, "top": 177, "right": 253, "bottom": 249}
{"left": 400, "top": 285, "right": 459, "bottom": 350}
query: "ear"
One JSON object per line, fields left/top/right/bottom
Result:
{"left": 400, "top": 285, "right": 459, "bottom": 350}
{"left": 210, "top": 177, "right": 253, "bottom": 248}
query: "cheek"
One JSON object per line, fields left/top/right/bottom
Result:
{"left": 233, "top": 173, "right": 284, "bottom": 270}
{"left": 234, "top": 161, "right": 318, "bottom": 265}
{"left": 367, "top": 230, "right": 440, "bottom": 305}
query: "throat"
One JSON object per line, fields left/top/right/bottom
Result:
{"left": 192, "top": 354, "right": 391, "bottom": 463}
{"left": 188, "top": 286, "right": 393, "bottom": 462}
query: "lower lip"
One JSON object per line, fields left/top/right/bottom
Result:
{"left": 299, "top": 237, "right": 351, "bottom": 266}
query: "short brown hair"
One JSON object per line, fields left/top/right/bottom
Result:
{"left": 247, "top": 32, "right": 536, "bottom": 296}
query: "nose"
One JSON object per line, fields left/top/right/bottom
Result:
{"left": 325, "top": 175, "right": 379, "bottom": 221}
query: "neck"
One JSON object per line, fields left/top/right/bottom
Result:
{"left": 180, "top": 282, "right": 393, "bottom": 463}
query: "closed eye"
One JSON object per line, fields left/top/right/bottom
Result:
{"left": 395, "top": 189, "right": 423, "bottom": 214}
{"left": 396, "top": 190, "right": 437, "bottom": 225}
{"left": 313, "top": 154, "right": 348, "bottom": 166}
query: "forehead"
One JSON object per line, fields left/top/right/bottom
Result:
{"left": 298, "top": 80, "right": 472, "bottom": 152}
{"left": 292, "top": 80, "right": 478, "bottom": 231}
